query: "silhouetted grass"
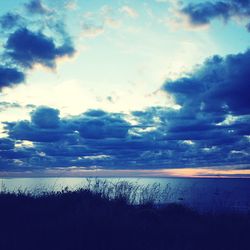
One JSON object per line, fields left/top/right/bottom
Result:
{"left": 0, "top": 179, "right": 249, "bottom": 250}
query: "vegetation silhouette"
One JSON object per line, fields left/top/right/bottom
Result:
{"left": 0, "top": 179, "right": 249, "bottom": 250}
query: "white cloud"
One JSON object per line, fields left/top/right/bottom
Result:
{"left": 120, "top": 6, "right": 138, "bottom": 18}
{"left": 82, "top": 24, "right": 104, "bottom": 38}
{"left": 65, "top": 0, "right": 78, "bottom": 10}
{"left": 105, "top": 17, "right": 121, "bottom": 29}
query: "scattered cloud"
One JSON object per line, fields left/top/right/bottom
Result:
{"left": 65, "top": 0, "right": 78, "bottom": 11}
{"left": 120, "top": 6, "right": 139, "bottom": 18}
{"left": 0, "top": 102, "right": 21, "bottom": 111}
{"left": 81, "top": 23, "right": 104, "bottom": 38}
{"left": 0, "top": 0, "right": 75, "bottom": 92}
{"left": 0, "top": 13, "right": 22, "bottom": 29}
{"left": 180, "top": 0, "right": 250, "bottom": 30}
{"left": 104, "top": 17, "right": 121, "bottom": 29}
{"left": 0, "top": 67, "right": 25, "bottom": 89}
{"left": 25, "top": 0, "right": 51, "bottom": 15}
{"left": 6, "top": 28, "right": 75, "bottom": 69}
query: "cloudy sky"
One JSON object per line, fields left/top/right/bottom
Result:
{"left": 0, "top": 0, "right": 250, "bottom": 177}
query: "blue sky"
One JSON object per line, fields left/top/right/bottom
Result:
{"left": 0, "top": 0, "right": 250, "bottom": 177}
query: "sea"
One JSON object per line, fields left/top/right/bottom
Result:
{"left": 1, "top": 177, "right": 250, "bottom": 213}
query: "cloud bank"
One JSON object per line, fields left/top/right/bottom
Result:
{"left": 2, "top": 45, "right": 250, "bottom": 174}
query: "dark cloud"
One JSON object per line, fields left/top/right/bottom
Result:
{"left": 181, "top": 0, "right": 250, "bottom": 29}
{"left": 0, "top": 1, "right": 75, "bottom": 92}
{"left": 0, "top": 138, "right": 14, "bottom": 150}
{"left": 25, "top": 0, "right": 50, "bottom": 15}
{"left": 0, "top": 13, "right": 21, "bottom": 29}
{"left": 0, "top": 66, "right": 25, "bottom": 89}
{"left": 6, "top": 28, "right": 75, "bottom": 69}
{"left": 4, "top": 107, "right": 130, "bottom": 144}
{"left": 84, "top": 109, "right": 108, "bottom": 117}
{"left": 0, "top": 149, "right": 31, "bottom": 159}
{"left": 6, "top": 120, "right": 67, "bottom": 142}
{"left": 31, "top": 106, "right": 60, "bottom": 129}
{"left": 164, "top": 51, "right": 250, "bottom": 116}
{"left": 5, "top": 106, "right": 68, "bottom": 142}
{"left": 78, "top": 115, "right": 130, "bottom": 139}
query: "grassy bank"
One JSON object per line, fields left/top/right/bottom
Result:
{"left": 0, "top": 180, "right": 249, "bottom": 250}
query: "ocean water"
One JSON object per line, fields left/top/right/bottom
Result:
{"left": 1, "top": 177, "right": 250, "bottom": 213}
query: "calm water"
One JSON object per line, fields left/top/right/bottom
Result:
{"left": 1, "top": 177, "right": 250, "bottom": 213}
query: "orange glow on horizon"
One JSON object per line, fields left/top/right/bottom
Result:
{"left": 1, "top": 167, "right": 250, "bottom": 178}
{"left": 159, "top": 168, "right": 250, "bottom": 178}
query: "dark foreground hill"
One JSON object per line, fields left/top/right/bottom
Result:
{"left": 0, "top": 181, "right": 250, "bottom": 250}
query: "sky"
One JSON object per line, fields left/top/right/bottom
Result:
{"left": 0, "top": 0, "right": 250, "bottom": 178}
